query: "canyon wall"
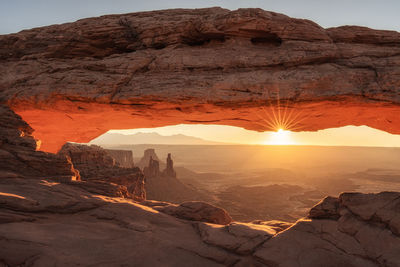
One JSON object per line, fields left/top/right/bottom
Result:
{"left": 0, "top": 104, "right": 79, "bottom": 180}
{"left": 141, "top": 149, "right": 211, "bottom": 203}
{"left": 58, "top": 143, "right": 145, "bottom": 201}
{"left": 0, "top": 8, "right": 399, "bottom": 152}
{"left": 105, "top": 148, "right": 134, "bottom": 168}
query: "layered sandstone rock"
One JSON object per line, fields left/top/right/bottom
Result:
{"left": 141, "top": 149, "right": 212, "bottom": 203}
{"left": 0, "top": 8, "right": 398, "bottom": 152}
{"left": 58, "top": 143, "right": 145, "bottom": 201}
{"left": 254, "top": 191, "right": 400, "bottom": 266}
{"left": 0, "top": 104, "right": 79, "bottom": 180}
{"left": 163, "top": 153, "right": 177, "bottom": 178}
{"left": 137, "top": 149, "right": 161, "bottom": 170}
{"left": 105, "top": 148, "right": 134, "bottom": 168}
{"left": 1, "top": 177, "right": 400, "bottom": 266}
{"left": 0, "top": 177, "right": 268, "bottom": 266}
{"left": 153, "top": 201, "right": 232, "bottom": 225}
{"left": 143, "top": 156, "right": 161, "bottom": 178}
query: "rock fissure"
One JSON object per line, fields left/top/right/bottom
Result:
{"left": 1, "top": 8, "right": 399, "bottom": 152}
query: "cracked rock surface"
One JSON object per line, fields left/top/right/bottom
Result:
{"left": 0, "top": 8, "right": 399, "bottom": 152}
{"left": 254, "top": 192, "right": 400, "bottom": 266}
{"left": 1, "top": 176, "right": 400, "bottom": 266}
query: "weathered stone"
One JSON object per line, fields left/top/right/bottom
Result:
{"left": 0, "top": 178, "right": 242, "bottom": 266}
{"left": 162, "top": 153, "right": 177, "bottom": 178}
{"left": 143, "top": 156, "right": 160, "bottom": 178}
{"left": 251, "top": 220, "right": 293, "bottom": 233}
{"left": 255, "top": 192, "right": 400, "bottom": 266}
{"left": 154, "top": 201, "right": 232, "bottom": 225}
{"left": 195, "top": 221, "right": 276, "bottom": 255}
{"left": 1, "top": 175, "right": 400, "bottom": 266}
{"left": 105, "top": 148, "right": 134, "bottom": 168}
{"left": 309, "top": 196, "right": 340, "bottom": 219}
{"left": 141, "top": 150, "right": 211, "bottom": 203}
{"left": 0, "top": 104, "right": 79, "bottom": 180}
{"left": 0, "top": 8, "right": 398, "bottom": 152}
{"left": 137, "top": 148, "right": 161, "bottom": 170}
{"left": 58, "top": 143, "right": 145, "bottom": 201}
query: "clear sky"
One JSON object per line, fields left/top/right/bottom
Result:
{"left": 1, "top": 0, "right": 399, "bottom": 34}
{"left": 2, "top": 1, "right": 400, "bottom": 147}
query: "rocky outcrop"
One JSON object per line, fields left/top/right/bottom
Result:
{"left": 143, "top": 156, "right": 160, "bottom": 178}
{"left": 141, "top": 149, "right": 212, "bottom": 203}
{"left": 105, "top": 148, "right": 134, "bottom": 168}
{"left": 1, "top": 177, "right": 400, "bottom": 266}
{"left": 58, "top": 143, "right": 145, "bottom": 201}
{"left": 152, "top": 201, "right": 232, "bottom": 225}
{"left": 0, "top": 8, "right": 398, "bottom": 152}
{"left": 0, "top": 177, "right": 272, "bottom": 266}
{"left": 142, "top": 151, "right": 175, "bottom": 179}
{"left": 137, "top": 149, "right": 161, "bottom": 170}
{"left": 0, "top": 104, "right": 79, "bottom": 180}
{"left": 163, "top": 153, "right": 177, "bottom": 178}
{"left": 251, "top": 220, "right": 293, "bottom": 233}
{"left": 254, "top": 191, "right": 400, "bottom": 266}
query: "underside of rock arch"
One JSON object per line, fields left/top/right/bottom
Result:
{"left": 1, "top": 7, "right": 400, "bottom": 152}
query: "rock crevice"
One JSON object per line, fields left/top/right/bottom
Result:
{"left": 0, "top": 8, "right": 398, "bottom": 152}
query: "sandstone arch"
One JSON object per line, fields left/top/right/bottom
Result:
{"left": 1, "top": 7, "right": 399, "bottom": 152}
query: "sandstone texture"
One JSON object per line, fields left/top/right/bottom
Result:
{"left": 254, "top": 191, "right": 400, "bottom": 266}
{"left": 137, "top": 148, "right": 161, "bottom": 169}
{"left": 105, "top": 148, "right": 134, "bottom": 168}
{"left": 0, "top": 8, "right": 398, "bottom": 152}
{"left": 58, "top": 143, "right": 145, "bottom": 201}
{"left": 1, "top": 176, "right": 400, "bottom": 266}
{"left": 0, "top": 104, "right": 79, "bottom": 180}
{"left": 141, "top": 149, "right": 212, "bottom": 203}
{"left": 153, "top": 201, "right": 233, "bottom": 225}
{"left": 1, "top": 7, "right": 400, "bottom": 266}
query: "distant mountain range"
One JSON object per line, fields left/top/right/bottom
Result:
{"left": 91, "top": 132, "right": 228, "bottom": 145}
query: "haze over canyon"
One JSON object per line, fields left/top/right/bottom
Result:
{"left": 1, "top": 6, "right": 400, "bottom": 267}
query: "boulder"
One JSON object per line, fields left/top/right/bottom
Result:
{"left": 154, "top": 201, "right": 233, "bottom": 225}
{"left": 254, "top": 191, "right": 400, "bottom": 266}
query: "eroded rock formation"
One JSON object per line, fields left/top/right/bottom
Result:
{"left": 1, "top": 176, "right": 400, "bottom": 266}
{"left": 254, "top": 192, "right": 400, "bottom": 266}
{"left": 141, "top": 149, "right": 211, "bottom": 203}
{"left": 58, "top": 143, "right": 145, "bottom": 201}
{"left": 1, "top": 7, "right": 400, "bottom": 266}
{"left": 137, "top": 148, "right": 161, "bottom": 169}
{"left": 0, "top": 8, "right": 398, "bottom": 152}
{"left": 152, "top": 201, "right": 232, "bottom": 225}
{"left": 163, "top": 153, "right": 177, "bottom": 178}
{"left": 0, "top": 105, "right": 79, "bottom": 180}
{"left": 143, "top": 156, "right": 161, "bottom": 178}
{"left": 105, "top": 148, "right": 134, "bottom": 168}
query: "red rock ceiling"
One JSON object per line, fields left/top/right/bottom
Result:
{"left": 1, "top": 8, "right": 399, "bottom": 152}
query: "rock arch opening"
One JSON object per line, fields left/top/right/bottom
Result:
{"left": 10, "top": 99, "right": 400, "bottom": 153}
{"left": 75, "top": 123, "right": 400, "bottom": 222}
{"left": 1, "top": 8, "right": 400, "bottom": 265}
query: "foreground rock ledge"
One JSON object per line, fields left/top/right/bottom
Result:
{"left": 0, "top": 7, "right": 399, "bottom": 152}
{"left": 1, "top": 177, "right": 400, "bottom": 266}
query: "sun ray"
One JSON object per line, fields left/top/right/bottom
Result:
{"left": 256, "top": 86, "right": 314, "bottom": 145}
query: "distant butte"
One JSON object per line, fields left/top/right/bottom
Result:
{"left": 0, "top": 7, "right": 399, "bottom": 153}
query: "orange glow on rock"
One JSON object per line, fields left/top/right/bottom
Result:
{"left": 9, "top": 97, "right": 400, "bottom": 153}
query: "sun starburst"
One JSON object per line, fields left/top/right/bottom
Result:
{"left": 256, "top": 89, "right": 309, "bottom": 133}
{"left": 255, "top": 88, "right": 312, "bottom": 145}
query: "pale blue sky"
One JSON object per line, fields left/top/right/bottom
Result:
{"left": 1, "top": 0, "right": 399, "bottom": 34}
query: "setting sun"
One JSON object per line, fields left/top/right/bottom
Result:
{"left": 264, "top": 128, "right": 295, "bottom": 145}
